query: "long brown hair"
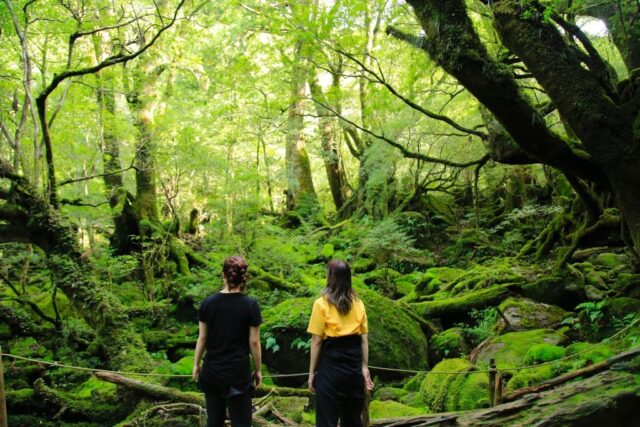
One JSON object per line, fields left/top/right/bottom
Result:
{"left": 223, "top": 256, "right": 248, "bottom": 291}
{"left": 323, "top": 259, "right": 357, "bottom": 315}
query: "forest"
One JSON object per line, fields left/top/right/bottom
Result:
{"left": 1, "top": 0, "right": 640, "bottom": 425}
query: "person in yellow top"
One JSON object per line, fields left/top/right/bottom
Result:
{"left": 307, "top": 260, "right": 374, "bottom": 427}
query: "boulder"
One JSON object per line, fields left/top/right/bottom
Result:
{"left": 470, "top": 328, "right": 568, "bottom": 368}
{"left": 261, "top": 289, "right": 428, "bottom": 385}
{"left": 419, "top": 358, "right": 490, "bottom": 412}
{"left": 428, "top": 327, "right": 471, "bottom": 365}
{"left": 496, "top": 297, "right": 567, "bottom": 332}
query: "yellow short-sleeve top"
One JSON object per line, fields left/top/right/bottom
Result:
{"left": 307, "top": 296, "right": 368, "bottom": 338}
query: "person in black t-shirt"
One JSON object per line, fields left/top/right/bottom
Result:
{"left": 193, "top": 256, "right": 262, "bottom": 427}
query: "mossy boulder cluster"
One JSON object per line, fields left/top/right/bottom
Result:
{"left": 261, "top": 288, "right": 428, "bottom": 385}
{"left": 419, "top": 358, "right": 490, "bottom": 412}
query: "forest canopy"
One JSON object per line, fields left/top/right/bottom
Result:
{"left": 1, "top": 0, "right": 640, "bottom": 425}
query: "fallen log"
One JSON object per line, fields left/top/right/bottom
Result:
{"left": 503, "top": 345, "right": 640, "bottom": 402}
{"left": 371, "top": 366, "right": 640, "bottom": 426}
{"left": 249, "top": 267, "right": 298, "bottom": 293}
{"left": 94, "top": 371, "right": 312, "bottom": 405}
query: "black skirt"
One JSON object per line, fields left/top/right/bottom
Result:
{"left": 316, "top": 334, "right": 364, "bottom": 399}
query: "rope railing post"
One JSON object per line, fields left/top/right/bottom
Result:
{"left": 0, "top": 346, "right": 8, "bottom": 427}
{"left": 362, "top": 388, "right": 371, "bottom": 427}
{"left": 488, "top": 358, "right": 497, "bottom": 407}
{"left": 494, "top": 371, "right": 503, "bottom": 406}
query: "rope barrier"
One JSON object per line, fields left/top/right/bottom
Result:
{"left": 1, "top": 316, "right": 638, "bottom": 379}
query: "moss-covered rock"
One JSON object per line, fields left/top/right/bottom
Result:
{"left": 373, "top": 386, "right": 408, "bottom": 402}
{"left": 403, "top": 372, "right": 427, "bottom": 392}
{"left": 521, "top": 275, "right": 584, "bottom": 310}
{"left": 363, "top": 268, "right": 401, "bottom": 298}
{"left": 497, "top": 297, "right": 567, "bottom": 332}
{"left": 262, "top": 289, "right": 428, "bottom": 385}
{"left": 506, "top": 364, "right": 555, "bottom": 392}
{"left": 470, "top": 328, "right": 568, "bottom": 368}
{"left": 369, "top": 400, "right": 425, "bottom": 419}
{"left": 415, "top": 267, "right": 466, "bottom": 297}
{"left": 524, "top": 343, "right": 566, "bottom": 365}
{"left": 353, "top": 258, "right": 376, "bottom": 274}
{"left": 592, "top": 252, "right": 630, "bottom": 269}
{"left": 564, "top": 341, "right": 614, "bottom": 364}
{"left": 419, "top": 358, "right": 490, "bottom": 412}
{"left": 428, "top": 327, "right": 471, "bottom": 365}
{"left": 613, "top": 273, "right": 640, "bottom": 298}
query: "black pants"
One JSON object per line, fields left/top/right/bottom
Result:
{"left": 203, "top": 382, "right": 252, "bottom": 427}
{"left": 315, "top": 335, "right": 364, "bottom": 427}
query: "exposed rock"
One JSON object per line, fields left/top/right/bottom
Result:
{"left": 470, "top": 328, "right": 568, "bottom": 368}
{"left": 496, "top": 297, "right": 567, "bottom": 332}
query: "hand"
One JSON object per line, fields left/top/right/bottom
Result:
{"left": 362, "top": 367, "right": 374, "bottom": 391}
{"left": 192, "top": 364, "right": 201, "bottom": 381}
{"left": 308, "top": 372, "right": 316, "bottom": 392}
{"left": 253, "top": 370, "right": 262, "bottom": 388}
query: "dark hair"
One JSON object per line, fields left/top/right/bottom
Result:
{"left": 222, "top": 256, "right": 248, "bottom": 290}
{"left": 323, "top": 259, "right": 356, "bottom": 315}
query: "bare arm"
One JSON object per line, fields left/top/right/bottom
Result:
{"left": 249, "top": 325, "right": 262, "bottom": 387}
{"left": 308, "top": 333, "right": 323, "bottom": 392}
{"left": 361, "top": 333, "right": 374, "bottom": 391}
{"left": 192, "top": 321, "right": 207, "bottom": 380}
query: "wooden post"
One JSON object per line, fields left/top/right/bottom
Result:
{"left": 494, "top": 372, "right": 503, "bottom": 406}
{"left": 362, "top": 388, "right": 371, "bottom": 427}
{"left": 0, "top": 346, "right": 8, "bottom": 427}
{"left": 488, "top": 358, "right": 497, "bottom": 407}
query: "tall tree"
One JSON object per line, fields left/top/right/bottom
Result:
{"left": 389, "top": 0, "right": 640, "bottom": 252}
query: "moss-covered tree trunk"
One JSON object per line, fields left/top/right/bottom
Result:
{"left": 285, "top": 38, "right": 319, "bottom": 213}
{"left": 308, "top": 70, "right": 350, "bottom": 212}
{"left": 0, "top": 159, "right": 150, "bottom": 370}
{"left": 491, "top": 0, "right": 640, "bottom": 252}
{"left": 400, "top": 0, "right": 640, "bottom": 253}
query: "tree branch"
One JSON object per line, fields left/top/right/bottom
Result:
{"left": 333, "top": 47, "right": 488, "bottom": 140}
{"left": 308, "top": 99, "right": 489, "bottom": 168}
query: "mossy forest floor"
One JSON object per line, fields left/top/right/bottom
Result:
{"left": 3, "top": 207, "right": 640, "bottom": 426}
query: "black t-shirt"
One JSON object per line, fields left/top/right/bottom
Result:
{"left": 197, "top": 292, "right": 262, "bottom": 386}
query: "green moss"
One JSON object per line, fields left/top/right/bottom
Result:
{"left": 415, "top": 267, "right": 466, "bottom": 297}
{"left": 364, "top": 268, "right": 401, "bottom": 298}
{"left": 592, "top": 253, "right": 629, "bottom": 269}
{"left": 72, "top": 377, "right": 117, "bottom": 399}
{"left": 353, "top": 258, "right": 376, "bottom": 273}
{"left": 373, "top": 386, "right": 408, "bottom": 401}
{"left": 369, "top": 400, "right": 425, "bottom": 419}
{"left": 419, "top": 358, "right": 489, "bottom": 412}
{"left": 399, "top": 391, "right": 424, "bottom": 407}
{"left": 262, "top": 289, "right": 428, "bottom": 383}
{"left": 396, "top": 272, "right": 421, "bottom": 297}
{"left": 472, "top": 329, "right": 568, "bottom": 368}
{"left": 498, "top": 297, "right": 566, "bottom": 332}
{"left": 455, "top": 371, "right": 491, "bottom": 410}
{"left": 271, "top": 397, "right": 309, "bottom": 423}
{"left": 10, "top": 337, "right": 52, "bottom": 359}
{"left": 403, "top": 372, "right": 427, "bottom": 392}
{"left": 416, "top": 284, "right": 512, "bottom": 319}
{"left": 613, "top": 273, "right": 640, "bottom": 298}
{"left": 429, "top": 327, "right": 469, "bottom": 364}
{"left": 320, "top": 243, "right": 335, "bottom": 258}
{"left": 0, "top": 323, "right": 11, "bottom": 339}
{"left": 506, "top": 364, "right": 555, "bottom": 392}
{"left": 524, "top": 344, "right": 566, "bottom": 365}
{"left": 565, "top": 342, "right": 614, "bottom": 364}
